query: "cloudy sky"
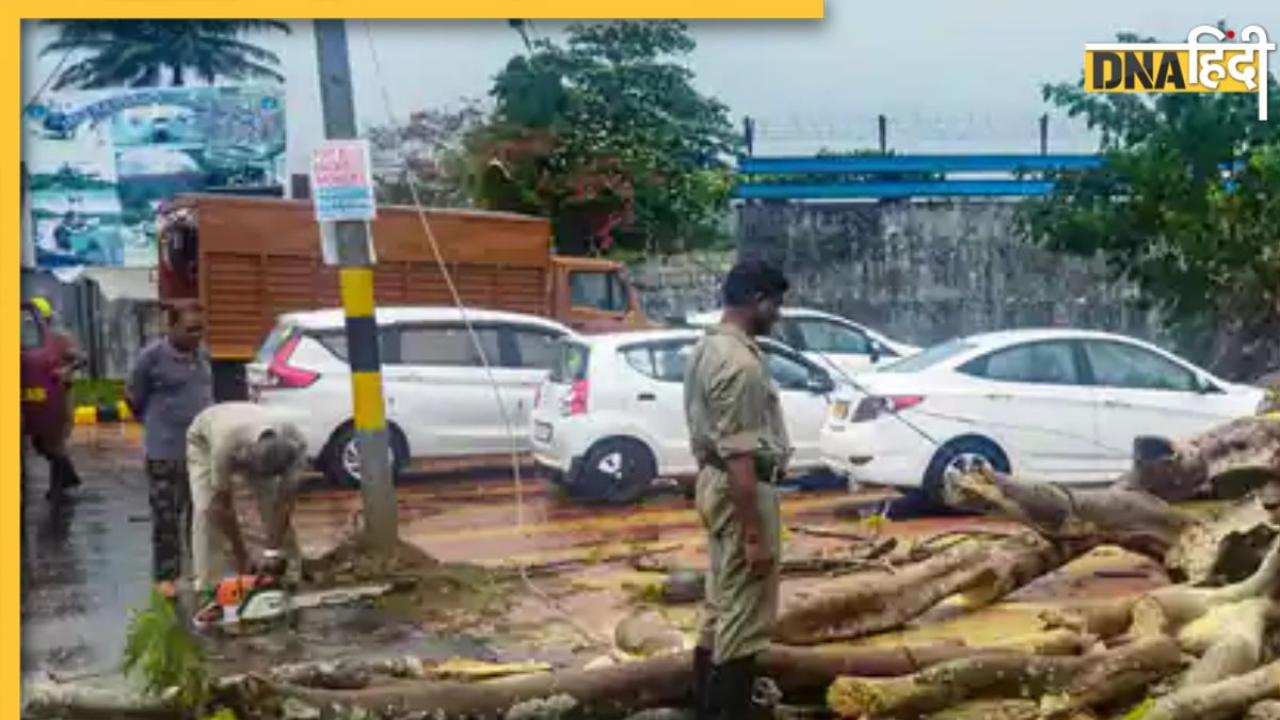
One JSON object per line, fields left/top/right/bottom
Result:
{"left": 21, "top": 1, "right": 1280, "bottom": 177}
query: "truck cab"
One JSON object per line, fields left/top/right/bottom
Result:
{"left": 551, "top": 256, "right": 653, "bottom": 334}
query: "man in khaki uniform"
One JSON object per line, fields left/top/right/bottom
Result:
{"left": 186, "top": 401, "right": 307, "bottom": 620}
{"left": 684, "top": 259, "right": 791, "bottom": 720}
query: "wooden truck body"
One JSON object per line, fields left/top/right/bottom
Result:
{"left": 156, "top": 194, "right": 651, "bottom": 397}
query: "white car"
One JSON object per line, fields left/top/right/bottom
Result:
{"left": 529, "top": 329, "right": 843, "bottom": 504}
{"left": 686, "top": 307, "right": 919, "bottom": 379}
{"left": 820, "top": 328, "right": 1266, "bottom": 503}
{"left": 248, "top": 306, "right": 574, "bottom": 485}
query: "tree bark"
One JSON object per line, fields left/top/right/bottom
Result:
{"left": 826, "top": 637, "right": 1180, "bottom": 719}
{"left": 1141, "top": 660, "right": 1280, "bottom": 720}
{"left": 774, "top": 533, "right": 1083, "bottom": 645}
{"left": 262, "top": 642, "right": 1062, "bottom": 719}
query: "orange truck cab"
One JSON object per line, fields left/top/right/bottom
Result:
{"left": 156, "top": 194, "right": 653, "bottom": 399}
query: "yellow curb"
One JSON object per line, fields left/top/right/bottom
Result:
{"left": 73, "top": 406, "right": 97, "bottom": 425}
{"left": 116, "top": 400, "right": 134, "bottom": 422}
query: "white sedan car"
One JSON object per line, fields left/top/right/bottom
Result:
{"left": 820, "top": 328, "right": 1266, "bottom": 502}
{"left": 530, "top": 329, "right": 844, "bottom": 504}
{"left": 686, "top": 307, "right": 919, "bottom": 379}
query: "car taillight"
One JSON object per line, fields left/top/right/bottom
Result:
{"left": 267, "top": 334, "right": 319, "bottom": 389}
{"left": 852, "top": 394, "right": 924, "bottom": 422}
{"left": 568, "top": 379, "right": 589, "bottom": 415}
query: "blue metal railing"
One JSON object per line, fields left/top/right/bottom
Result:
{"left": 733, "top": 153, "right": 1104, "bottom": 200}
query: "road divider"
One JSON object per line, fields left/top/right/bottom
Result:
{"left": 73, "top": 401, "right": 135, "bottom": 425}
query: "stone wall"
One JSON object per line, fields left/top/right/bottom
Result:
{"left": 631, "top": 200, "right": 1158, "bottom": 348}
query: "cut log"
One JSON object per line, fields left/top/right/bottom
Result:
{"left": 1140, "top": 660, "right": 1280, "bottom": 720}
{"left": 1178, "top": 598, "right": 1271, "bottom": 688}
{"left": 826, "top": 637, "right": 1180, "bottom": 719}
{"left": 264, "top": 642, "right": 1058, "bottom": 719}
{"left": 22, "top": 682, "right": 180, "bottom": 719}
{"left": 1038, "top": 597, "right": 1140, "bottom": 641}
{"left": 1247, "top": 700, "right": 1280, "bottom": 720}
{"left": 774, "top": 533, "right": 1082, "bottom": 645}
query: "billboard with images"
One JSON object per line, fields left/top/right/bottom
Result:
{"left": 23, "top": 86, "right": 286, "bottom": 268}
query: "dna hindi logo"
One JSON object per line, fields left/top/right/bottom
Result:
{"left": 1084, "top": 25, "right": 1275, "bottom": 121}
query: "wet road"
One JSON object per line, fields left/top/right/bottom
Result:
{"left": 21, "top": 424, "right": 873, "bottom": 683}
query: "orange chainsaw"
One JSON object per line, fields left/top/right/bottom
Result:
{"left": 193, "top": 573, "right": 394, "bottom": 630}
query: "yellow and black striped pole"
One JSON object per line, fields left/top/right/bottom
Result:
{"left": 316, "top": 20, "right": 398, "bottom": 551}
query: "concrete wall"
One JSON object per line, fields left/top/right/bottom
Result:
{"left": 632, "top": 200, "right": 1158, "bottom": 348}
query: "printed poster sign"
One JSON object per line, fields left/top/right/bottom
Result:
{"left": 23, "top": 86, "right": 286, "bottom": 268}
{"left": 311, "top": 140, "right": 377, "bottom": 222}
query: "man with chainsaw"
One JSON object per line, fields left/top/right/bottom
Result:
{"left": 683, "top": 259, "right": 791, "bottom": 720}
{"left": 185, "top": 401, "right": 307, "bottom": 625}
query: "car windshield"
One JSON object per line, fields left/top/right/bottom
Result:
{"left": 254, "top": 324, "right": 294, "bottom": 364}
{"left": 879, "top": 338, "right": 976, "bottom": 373}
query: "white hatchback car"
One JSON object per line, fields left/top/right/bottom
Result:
{"left": 248, "top": 307, "right": 574, "bottom": 485}
{"left": 686, "top": 307, "right": 919, "bottom": 379}
{"left": 529, "top": 329, "right": 844, "bottom": 504}
{"left": 820, "top": 328, "right": 1266, "bottom": 503}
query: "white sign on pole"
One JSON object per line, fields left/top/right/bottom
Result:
{"left": 310, "top": 140, "right": 377, "bottom": 222}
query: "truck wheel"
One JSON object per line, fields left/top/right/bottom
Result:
{"left": 571, "top": 438, "right": 657, "bottom": 505}
{"left": 324, "top": 424, "right": 406, "bottom": 488}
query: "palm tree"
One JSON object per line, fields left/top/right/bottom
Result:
{"left": 41, "top": 20, "right": 291, "bottom": 89}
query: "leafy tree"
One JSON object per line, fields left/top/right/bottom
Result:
{"left": 462, "top": 21, "right": 739, "bottom": 255}
{"left": 42, "top": 21, "right": 290, "bottom": 89}
{"left": 368, "top": 103, "right": 484, "bottom": 207}
{"left": 1021, "top": 29, "right": 1280, "bottom": 379}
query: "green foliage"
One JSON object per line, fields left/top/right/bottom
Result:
{"left": 71, "top": 378, "right": 124, "bottom": 408}
{"left": 1021, "top": 24, "right": 1280, "bottom": 378}
{"left": 123, "top": 589, "right": 211, "bottom": 710}
{"left": 42, "top": 21, "right": 290, "bottom": 89}
{"left": 463, "top": 21, "right": 740, "bottom": 255}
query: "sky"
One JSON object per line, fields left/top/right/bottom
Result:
{"left": 20, "top": 2, "right": 1280, "bottom": 179}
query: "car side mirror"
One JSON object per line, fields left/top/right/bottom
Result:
{"left": 1198, "top": 377, "right": 1223, "bottom": 394}
{"left": 868, "top": 340, "right": 883, "bottom": 365}
{"left": 806, "top": 372, "right": 836, "bottom": 395}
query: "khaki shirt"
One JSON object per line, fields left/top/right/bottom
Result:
{"left": 683, "top": 323, "right": 791, "bottom": 477}
{"left": 187, "top": 401, "right": 306, "bottom": 509}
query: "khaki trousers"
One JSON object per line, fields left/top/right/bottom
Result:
{"left": 695, "top": 468, "right": 781, "bottom": 664}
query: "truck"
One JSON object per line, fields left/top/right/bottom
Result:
{"left": 156, "top": 194, "right": 652, "bottom": 400}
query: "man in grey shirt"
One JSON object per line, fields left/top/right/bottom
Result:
{"left": 126, "top": 301, "right": 213, "bottom": 597}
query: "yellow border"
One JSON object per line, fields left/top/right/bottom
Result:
{"left": 10, "top": 3, "right": 821, "bottom": 709}
{"left": 25, "top": 2, "right": 824, "bottom": 19}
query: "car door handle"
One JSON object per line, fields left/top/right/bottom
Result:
{"left": 637, "top": 393, "right": 656, "bottom": 402}
{"left": 984, "top": 393, "right": 1013, "bottom": 400}
{"left": 1103, "top": 399, "right": 1131, "bottom": 408}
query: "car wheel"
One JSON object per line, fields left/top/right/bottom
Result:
{"left": 571, "top": 438, "right": 657, "bottom": 505}
{"left": 921, "top": 437, "right": 1010, "bottom": 509}
{"left": 324, "top": 424, "right": 406, "bottom": 488}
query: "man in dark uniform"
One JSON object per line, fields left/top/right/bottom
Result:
{"left": 684, "top": 260, "right": 791, "bottom": 719}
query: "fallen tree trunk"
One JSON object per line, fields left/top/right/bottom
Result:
{"left": 774, "top": 533, "right": 1085, "bottom": 644}
{"left": 22, "top": 683, "right": 179, "bottom": 720}
{"left": 262, "top": 641, "right": 1069, "bottom": 719}
{"left": 945, "top": 417, "right": 1280, "bottom": 581}
{"left": 1248, "top": 700, "right": 1280, "bottom": 720}
{"left": 826, "top": 637, "right": 1180, "bottom": 719}
{"left": 1141, "top": 660, "right": 1280, "bottom": 720}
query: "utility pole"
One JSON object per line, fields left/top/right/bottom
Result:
{"left": 313, "top": 20, "right": 398, "bottom": 551}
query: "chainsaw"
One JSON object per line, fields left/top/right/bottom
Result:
{"left": 193, "top": 574, "right": 393, "bottom": 630}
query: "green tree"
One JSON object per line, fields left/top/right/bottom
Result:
{"left": 42, "top": 20, "right": 290, "bottom": 89}
{"left": 462, "top": 21, "right": 739, "bottom": 255}
{"left": 1021, "top": 29, "right": 1280, "bottom": 379}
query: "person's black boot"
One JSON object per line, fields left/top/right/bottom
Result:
{"left": 692, "top": 646, "right": 715, "bottom": 719}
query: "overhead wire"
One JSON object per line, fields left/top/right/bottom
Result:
{"left": 360, "top": 21, "right": 607, "bottom": 648}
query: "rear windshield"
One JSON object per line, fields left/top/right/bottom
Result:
{"left": 880, "top": 338, "right": 976, "bottom": 373}
{"left": 255, "top": 324, "right": 294, "bottom": 364}
{"left": 551, "top": 340, "right": 590, "bottom": 383}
